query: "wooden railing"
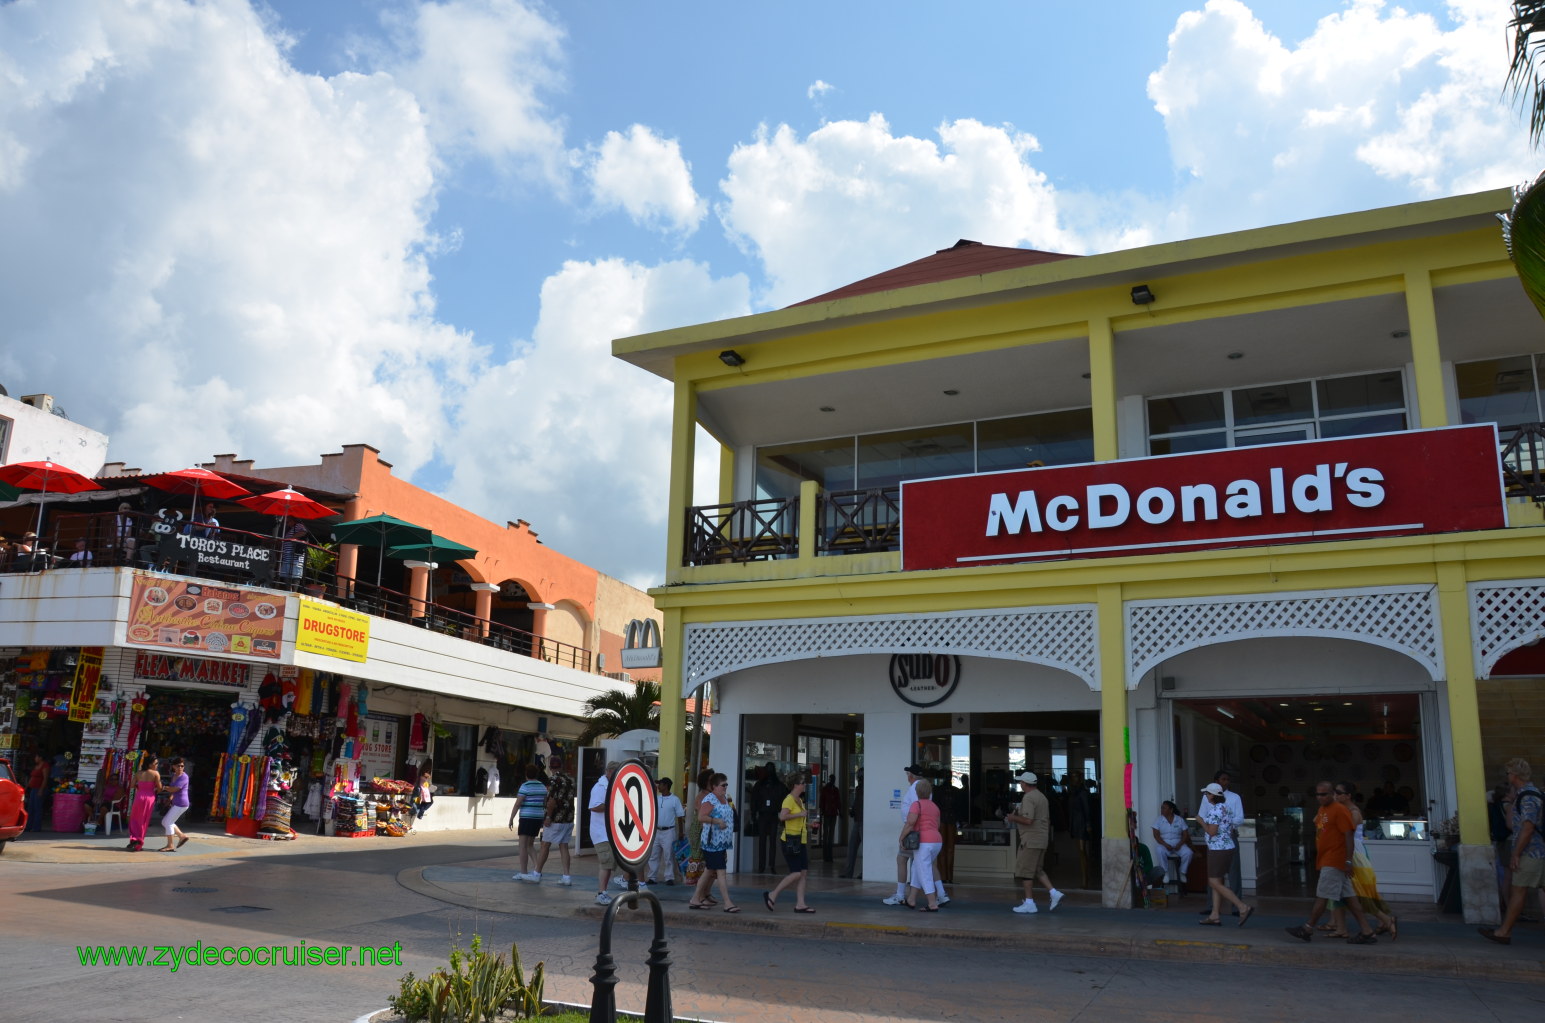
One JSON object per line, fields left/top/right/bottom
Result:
{"left": 817, "top": 487, "right": 901, "bottom": 556}
{"left": 684, "top": 497, "right": 800, "bottom": 565}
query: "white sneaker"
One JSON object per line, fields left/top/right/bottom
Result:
{"left": 1048, "top": 890, "right": 1063, "bottom": 911}
{"left": 937, "top": 893, "right": 951, "bottom": 905}
{"left": 637, "top": 882, "right": 649, "bottom": 891}
{"left": 595, "top": 892, "right": 613, "bottom": 906}
{"left": 613, "top": 876, "right": 629, "bottom": 889}
{"left": 524, "top": 871, "right": 541, "bottom": 883}
{"left": 1012, "top": 900, "right": 1038, "bottom": 914}
{"left": 559, "top": 875, "right": 573, "bottom": 887}
{"left": 882, "top": 895, "right": 906, "bottom": 906}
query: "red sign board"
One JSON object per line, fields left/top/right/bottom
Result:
{"left": 901, "top": 425, "right": 1507, "bottom": 571}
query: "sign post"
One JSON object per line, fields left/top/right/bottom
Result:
{"left": 592, "top": 758, "right": 673, "bottom": 1023}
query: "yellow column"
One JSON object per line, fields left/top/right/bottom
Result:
{"left": 665, "top": 377, "right": 697, "bottom": 578}
{"left": 1089, "top": 318, "right": 1119, "bottom": 461}
{"left": 657, "top": 606, "right": 686, "bottom": 782}
{"left": 797, "top": 479, "right": 818, "bottom": 560}
{"left": 719, "top": 444, "right": 735, "bottom": 505}
{"left": 1405, "top": 269, "right": 1450, "bottom": 428}
{"left": 1097, "top": 583, "right": 1130, "bottom": 908}
{"left": 1436, "top": 561, "right": 1498, "bottom": 924}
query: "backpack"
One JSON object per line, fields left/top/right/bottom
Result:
{"left": 1511, "top": 788, "right": 1544, "bottom": 838}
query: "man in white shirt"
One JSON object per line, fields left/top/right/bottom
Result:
{"left": 588, "top": 761, "right": 620, "bottom": 905}
{"left": 1150, "top": 800, "right": 1193, "bottom": 885}
{"left": 647, "top": 776, "right": 685, "bottom": 884}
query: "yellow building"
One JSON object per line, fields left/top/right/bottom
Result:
{"left": 614, "top": 189, "right": 1545, "bottom": 922}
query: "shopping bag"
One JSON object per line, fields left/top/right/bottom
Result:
{"left": 674, "top": 837, "right": 693, "bottom": 878}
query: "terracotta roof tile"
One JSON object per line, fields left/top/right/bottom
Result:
{"left": 790, "top": 239, "right": 1079, "bottom": 307}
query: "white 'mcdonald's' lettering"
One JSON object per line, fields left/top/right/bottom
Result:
{"left": 984, "top": 462, "right": 1389, "bottom": 537}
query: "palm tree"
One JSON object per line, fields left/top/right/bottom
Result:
{"left": 576, "top": 678, "right": 709, "bottom": 768}
{"left": 1505, "top": 5, "right": 1545, "bottom": 320}
{"left": 577, "top": 679, "right": 661, "bottom": 745}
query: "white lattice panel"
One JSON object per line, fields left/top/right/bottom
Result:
{"left": 680, "top": 605, "right": 1097, "bottom": 696}
{"left": 1127, "top": 586, "right": 1441, "bottom": 687}
{"left": 1471, "top": 579, "right": 1545, "bottom": 677}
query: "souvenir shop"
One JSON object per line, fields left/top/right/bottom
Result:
{"left": 0, "top": 649, "right": 91, "bottom": 773}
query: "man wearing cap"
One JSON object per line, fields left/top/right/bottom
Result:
{"left": 1004, "top": 771, "right": 1063, "bottom": 914}
{"left": 884, "top": 763, "right": 950, "bottom": 906}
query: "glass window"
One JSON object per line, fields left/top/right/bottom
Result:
{"left": 755, "top": 437, "right": 856, "bottom": 499}
{"left": 856, "top": 423, "right": 975, "bottom": 489}
{"left": 1232, "top": 381, "right": 1312, "bottom": 427}
{"left": 1150, "top": 432, "right": 1227, "bottom": 456}
{"left": 1148, "top": 392, "right": 1226, "bottom": 435}
{"left": 1318, "top": 372, "right": 1404, "bottom": 416}
{"left": 1456, "top": 355, "right": 1543, "bottom": 430}
{"left": 432, "top": 723, "right": 479, "bottom": 795}
{"left": 977, "top": 409, "right": 1094, "bottom": 472}
{"left": 1317, "top": 412, "right": 1406, "bottom": 438}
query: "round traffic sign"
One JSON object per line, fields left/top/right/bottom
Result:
{"left": 605, "top": 760, "right": 656, "bottom": 870}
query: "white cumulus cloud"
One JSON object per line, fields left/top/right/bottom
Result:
{"left": 444, "top": 258, "right": 749, "bottom": 587}
{"left": 1147, "top": 0, "right": 1535, "bottom": 237}
{"left": 807, "top": 79, "right": 834, "bottom": 100}
{"left": 585, "top": 124, "right": 706, "bottom": 235}
{"left": 0, "top": 0, "right": 477, "bottom": 477}
{"left": 717, "top": 114, "right": 1091, "bottom": 308}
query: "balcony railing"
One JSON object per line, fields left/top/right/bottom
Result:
{"left": 4, "top": 510, "right": 590, "bottom": 672}
{"left": 685, "top": 497, "right": 801, "bottom": 565}
{"left": 686, "top": 424, "right": 1545, "bottom": 566}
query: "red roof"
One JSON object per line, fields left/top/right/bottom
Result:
{"left": 791, "top": 239, "right": 1079, "bottom": 307}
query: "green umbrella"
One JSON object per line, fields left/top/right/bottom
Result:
{"left": 330, "top": 513, "right": 434, "bottom": 586}
{"left": 386, "top": 536, "right": 479, "bottom": 606}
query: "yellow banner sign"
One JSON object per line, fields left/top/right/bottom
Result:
{"left": 296, "top": 599, "right": 371, "bottom": 662}
{"left": 68, "top": 648, "right": 104, "bottom": 723}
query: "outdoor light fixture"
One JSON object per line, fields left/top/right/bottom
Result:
{"left": 718, "top": 349, "right": 746, "bottom": 367}
{"left": 1130, "top": 284, "right": 1155, "bottom": 305}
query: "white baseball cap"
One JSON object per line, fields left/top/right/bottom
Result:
{"left": 1201, "top": 782, "right": 1225, "bottom": 797}
{"left": 1015, "top": 771, "right": 1038, "bottom": 785}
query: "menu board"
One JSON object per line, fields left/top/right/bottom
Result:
{"left": 126, "top": 571, "right": 286, "bottom": 661}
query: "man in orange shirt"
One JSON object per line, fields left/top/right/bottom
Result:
{"left": 1284, "top": 781, "right": 1377, "bottom": 944}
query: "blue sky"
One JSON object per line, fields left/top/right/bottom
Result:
{"left": 0, "top": 0, "right": 1533, "bottom": 586}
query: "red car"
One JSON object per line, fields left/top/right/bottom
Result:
{"left": 0, "top": 756, "right": 26, "bottom": 853}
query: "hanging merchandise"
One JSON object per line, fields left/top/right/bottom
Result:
{"left": 292, "top": 670, "right": 313, "bottom": 717}
{"left": 123, "top": 693, "right": 149, "bottom": 751}
{"left": 409, "top": 713, "right": 427, "bottom": 752}
{"left": 258, "top": 672, "right": 284, "bottom": 722}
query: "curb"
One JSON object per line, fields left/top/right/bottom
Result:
{"left": 397, "top": 868, "right": 1545, "bottom": 985}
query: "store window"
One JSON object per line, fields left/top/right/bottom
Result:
{"left": 0, "top": 417, "right": 10, "bottom": 463}
{"left": 855, "top": 423, "right": 975, "bottom": 490}
{"left": 1456, "top": 354, "right": 1545, "bottom": 430}
{"left": 1148, "top": 370, "right": 1407, "bottom": 455}
{"left": 976, "top": 408, "right": 1094, "bottom": 472}
{"left": 432, "top": 723, "right": 479, "bottom": 795}
{"left": 755, "top": 438, "right": 857, "bottom": 500}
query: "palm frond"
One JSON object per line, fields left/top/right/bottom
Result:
{"left": 1501, "top": 170, "right": 1545, "bottom": 321}
{"left": 1508, "top": 2, "right": 1545, "bottom": 146}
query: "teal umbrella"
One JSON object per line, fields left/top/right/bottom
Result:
{"left": 386, "top": 536, "right": 479, "bottom": 604}
{"left": 330, "top": 513, "right": 433, "bottom": 586}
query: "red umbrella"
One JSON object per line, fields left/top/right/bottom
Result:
{"left": 235, "top": 488, "right": 335, "bottom": 540}
{"left": 142, "top": 467, "right": 251, "bottom": 524}
{"left": 0, "top": 460, "right": 104, "bottom": 541}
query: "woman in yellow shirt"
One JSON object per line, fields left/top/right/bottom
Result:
{"left": 764, "top": 771, "right": 815, "bottom": 912}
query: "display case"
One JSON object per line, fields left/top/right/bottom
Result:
{"left": 952, "top": 823, "right": 1016, "bottom": 884}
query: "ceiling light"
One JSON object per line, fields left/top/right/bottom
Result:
{"left": 1130, "top": 284, "right": 1156, "bottom": 305}
{"left": 942, "top": 389, "right": 959, "bottom": 396}
{"left": 1081, "top": 372, "right": 1092, "bottom": 380}
{"left": 1313, "top": 707, "right": 1325, "bottom": 712}
{"left": 1390, "top": 330, "right": 1410, "bottom": 339}
{"left": 819, "top": 406, "right": 835, "bottom": 413}
{"left": 718, "top": 349, "right": 746, "bottom": 367}
{"left": 1227, "top": 352, "right": 1244, "bottom": 360}
{"left": 1215, "top": 706, "right": 1235, "bottom": 719}
{"left": 1279, "top": 702, "right": 1289, "bottom": 707}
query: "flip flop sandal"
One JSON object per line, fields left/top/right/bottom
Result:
{"left": 1238, "top": 907, "right": 1255, "bottom": 927}
{"left": 687, "top": 903, "right": 710, "bottom": 910}
{"left": 1198, "top": 918, "right": 1222, "bottom": 926}
{"left": 764, "top": 892, "right": 775, "bottom": 912}
{"left": 919, "top": 907, "right": 939, "bottom": 912}
{"left": 793, "top": 907, "right": 816, "bottom": 913}
{"left": 177, "top": 836, "right": 189, "bottom": 849}
{"left": 160, "top": 848, "right": 177, "bottom": 853}
{"left": 722, "top": 906, "right": 741, "bottom": 913}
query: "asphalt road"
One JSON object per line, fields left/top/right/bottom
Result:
{"left": 2, "top": 832, "right": 1543, "bottom": 1023}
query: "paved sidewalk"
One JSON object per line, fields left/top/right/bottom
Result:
{"left": 402, "top": 853, "right": 1545, "bottom": 985}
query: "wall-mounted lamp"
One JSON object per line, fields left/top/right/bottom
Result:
{"left": 1130, "top": 284, "right": 1156, "bottom": 305}
{"left": 718, "top": 349, "right": 746, "bottom": 367}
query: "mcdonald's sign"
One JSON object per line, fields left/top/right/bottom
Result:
{"left": 620, "top": 618, "right": 663, "bottom": 669}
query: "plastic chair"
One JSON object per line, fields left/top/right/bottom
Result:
{"left": 1165, "top": 853, "right": 1184, "bottom": 896}
{"left": 102, "top": 809, "right": 122, "bottom": 837}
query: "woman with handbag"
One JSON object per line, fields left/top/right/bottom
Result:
{"left": 901, "top": 779, "right": 942, "bottom": 911}
{"left": 688, "top": 773, "right": 740, "bottom": 912}
{"left": 764, "top": 771, "right": 814, "bottom": 913}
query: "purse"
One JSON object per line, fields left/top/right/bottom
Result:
{"left": 903, "top": 830, "right": 920, "bottom": 851}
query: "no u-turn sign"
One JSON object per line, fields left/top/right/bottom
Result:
{"left": 606, "top": 760, "right": 656, "bottom": 871}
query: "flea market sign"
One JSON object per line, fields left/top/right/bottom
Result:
{"left": 900, "top": 425, "right": 1507, "bottom": 570}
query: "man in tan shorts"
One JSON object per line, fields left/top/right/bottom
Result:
{"left": 1004, "top": 771, "right": 1063, "bottom": 914}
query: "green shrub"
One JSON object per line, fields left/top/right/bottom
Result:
{"left": 388, "top": 934, "right": 545, "bottom": 1023}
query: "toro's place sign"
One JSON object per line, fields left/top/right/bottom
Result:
{"left": 900, "top": 425, "right": 1507, "bottom": 570}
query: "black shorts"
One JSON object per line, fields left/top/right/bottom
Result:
{"left": 783, "top": 840, "right": 809, "bottom": 873}
{"left": 517, "top": 817, "right": 542, "bottom": 837}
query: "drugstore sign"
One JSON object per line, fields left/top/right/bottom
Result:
{"left": 900, "top": 425, "right": 1507, "bottom": 570}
